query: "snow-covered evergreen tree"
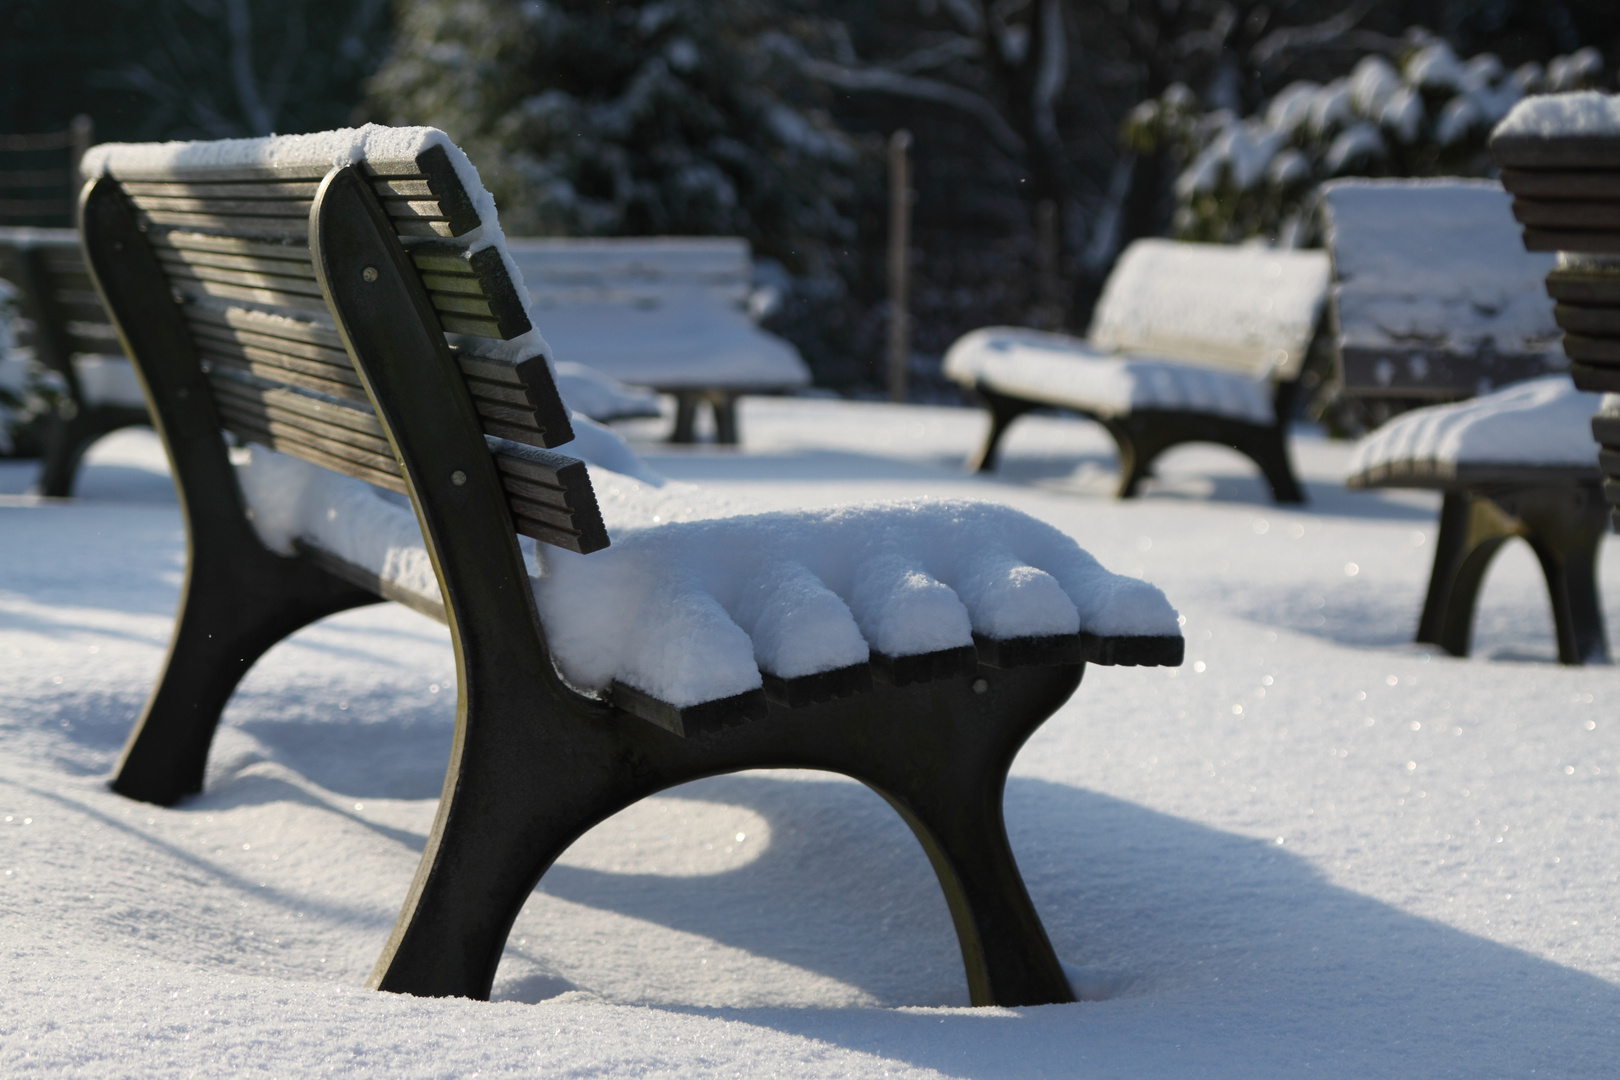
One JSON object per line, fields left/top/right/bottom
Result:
{"left": 1124, "top": 31, "right": 1608, "bottom": 246}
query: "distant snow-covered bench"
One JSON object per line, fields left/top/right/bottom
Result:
{"left": 505, "top": 237, "right": 809, "bottom": 443}
{"left": 0, "top": 228, "right": 149, "bottom": 495}
{"left": 80, "top": 125, "right": 1183, "bottom": 1010}
{"left": 1319, "top": 179, "right": 1565, "bottom": 417}
{"left": 944, "top": 239, "right": 1331, "bottom": 503}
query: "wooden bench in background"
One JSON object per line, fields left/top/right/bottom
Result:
{"left": 82, "top": 127, "right": 1181, "bottom": 1010}
{"left": 943, "top": 239, "right": 1331, "bottom": 504}
{"left": 0, "top": 228, "right": 150, "bottom": 495}
{"left": 505, "top": 237, "right": 809, "bottom": 444}
{"left": 1319, "top": 179, "right": 1566, "bottom": 426}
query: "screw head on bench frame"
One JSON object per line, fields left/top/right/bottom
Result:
{"left": 362, "top": 266, "right": 378, "bottom": 282}
{"left": 451, "top": 470, "right": 467, "bottom": 486}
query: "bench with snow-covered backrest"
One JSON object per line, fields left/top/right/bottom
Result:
{"left": 0, "top": 228, "right": 151, "bottom": 495}
{"left": 1318, "top": 179, "right": 1566, "bottom": 420}
{"left": 1346, "top": 375, "right": 1608, "bottom": 665}
{"left": 78, "top": 126, "right": 1185, "bottom": 1010}
{"left": 504, "top": 236, "right": 810, "bottom": 444}
{"left": 1492, "top": 91, "right": 1620, "bottom": 536}
{"left": 944, "top": 238, "right": 1331, "bottom": 503}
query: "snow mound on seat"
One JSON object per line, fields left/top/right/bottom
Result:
{"left": 233, "top": 419, "right": 1178, "bottom": 710}
{"left": 1493, "top": 91, "right": 1620, "bottom": 139}
{"left": 1348, "top": 375, "right": 1601, "bottom": 477}
{"left": 944, "top": 326, "right": 1276, "bottom": 425}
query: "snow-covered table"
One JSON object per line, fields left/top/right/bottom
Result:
{"left": 1347, "top": 375, "right": 1607, "bottom": 664}
{"left": 944, "top": 238, "right": 1330, "bottom": 503}
{"left": 1318, "top": 179, "right": 1564, "bottom": 413}
{"left": 0, "top": 227, "right": 150, "bottom": 495}
{"left": 504, "top": 238, "right": 809, "bottom": 443}
{"left": 77, "top": 124, "right": 1184, "bottom": 1011}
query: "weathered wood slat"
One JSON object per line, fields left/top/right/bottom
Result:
{"left": 1571, "top": 362, "right": 1620, "bottom": 394}
{"left": 218, "top": 401, "right": 404, "bottom": 480}
{"left": 122, "top": 179, "right": 320, "bottom": 200}
{"left": 296, "top": 542, "right": 446, "bottom": 623}
{"left": 496, "top": 472, "right": 574, "bottom": 510}
{"left": 162, "top": 260, "right": 328, "bottom": 298}
{"left": 1521, "top": 227, "right": 1620, "bottom": 254}
{"left": 1545, "top": 269, "right": 1620, "bottom": 306}
{"left": 430, "top": 292, "right": 497, "bottom": 319}
{"left": 207, "top": 373, "right": 385, "bottom": 444}
{"left": 157, "top": 246, "right": 317, "bottom": 280}
{"left": 196, "top": 338, "right": 362, "bottom": 391}
{"left": 1563, "top": 333, "right": 1620, "bottom": 363}
{"left": 129, "top": 194, "right": 314, "bottom": 218}
{"left": 1554, "top": 303, "right": 1620, "bottom": 337}
{"left": 373, "top": 178, "right": 436, "bottom": 199}
{"left": 138, "top": 209, "right": 309, "bottom": 239}
{"left": 461, "top": 379, "right": 529, "bottom": 407}
{"left": 471, "top": 397, "right": 547, "bottom": 432}
{"left": 394, "top": 220, "right": 460, "bottom": 240}
{"left": 1501, "top": 169, "right": 1620, "bottom": 200}
{"left": 200, "top": 352, "right": 370, "bottom": 405}
{"left": 503, "top": 492, "right": 581, "bottom": 532}
{"left": 182, "top": 302, "right": 343, "bottom": 349}
{"left": 437, "top": 312, "right": 504, "bottom": 338}
{"left": 153, "top": 230, "right": 315, "bottom": 263}
{"left": 419, "top": 271, "right": 488, "bottom": 297}
{"left": 380, "top": 198, "right": 450, "bottom": 222}
{"left": 1512, "top": 199, "right": 1620, "bottom": 230}
{"left": 50, "top": 298, "right": 108, "bottom": 324}
{"left": 609, "top": 681, "right": 768, "bottom": 737}
{"left": 409, "top": 243, "right": 530, "bottom": 339}
{"left": 169, "top": 276, "right": 332, "bottom": 315}
{"left": 190, "top": 323, "right": 358, "bottom": 379}
{"left": 490, "top": 443, "right": 608, "bottom": 554}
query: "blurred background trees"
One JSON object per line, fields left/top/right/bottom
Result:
{"left": 4, "top": 0, "right": 1619, "bottom": 393}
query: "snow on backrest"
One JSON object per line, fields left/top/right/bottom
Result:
{"left": 1321, "top": 179, "right": 1561, "bottom": 362}
{"left": 1088, "top": 239, "right": 1330, "bottom": 381}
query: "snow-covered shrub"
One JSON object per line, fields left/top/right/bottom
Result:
{"left": 1125, "top": 30, "right": 1608, "bottom": 246}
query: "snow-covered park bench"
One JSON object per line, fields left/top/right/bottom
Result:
{"left": 1319, "top": 179, "right": 1565, "bottom": 417}
{"left": 1347, "top": 376, "right": 1607, "bottom": 664}
{"left": 504, "top": 237, "right": 810, "bottom": 443}
{"left": 944, "top": 239, "right": 1331, "bottom": 503}
{"left": 1493, "top": 91, "right": 1620, "bottom": 534}
{"left": 79, "top": 127, "right": 1183, "bottom": 1008}
{"left": 0, "top": 228, "right": 149, "bottom": 495}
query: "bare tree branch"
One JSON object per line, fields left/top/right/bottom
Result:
{"left": 798, "top": 57, "right": 1027, "bottom": 154}
{"left": 1249, "top": 0, "right": 1387, "bottom": 67}
{"left": 888, "top": 36, "right": 983, "bottom": 76}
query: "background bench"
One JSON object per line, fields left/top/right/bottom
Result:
{"left": 1319, "top": 179, "right": 1566, "bottom": 425}
{"left": 944, "top": 239, "right": 1331, "bottom": 503}
{"left": 505, "top": 237, "right": 809, "bottom": 443}
{"left": 0, "top": 227, "right": 150, "bottom": 495}
{"left": 82, "top": 126, "right": 1181, "bottom": 1012}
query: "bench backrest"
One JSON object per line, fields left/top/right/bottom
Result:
{"left": 0, "top": 227, "right": 122, "bottom": 394}
{"left": 1, "top": 118, "right": 93, "bottom": 227}
{"left": 1088, "top": 238, "right": 1330, "bottom": 382}
{"left": 503, "top": 236, "right": 808, "bottom": 391}
{"left": 1320, "top": 179, "right": 1565, "bottom": 403}
{"left": 78, "top": 128, "right": 607, "bottom": 556}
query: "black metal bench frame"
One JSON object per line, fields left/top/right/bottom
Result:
{"left": 80, "top": 140, "right": 1182, "bottom": 1008}
{"left": 968, "top": 377, "right": 1306, "bottom": 504}
{"left": 1350, "top": 464, "right": 1608, "bottom": 665}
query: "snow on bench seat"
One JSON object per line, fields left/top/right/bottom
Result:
{"left": 235, "top": 420, "right": 1179, "bottom": 709}
{"left": 1347, "top": 375, "right": 1602, "bottom": 487}
{"left": 944, "top": 327, "right": 1275, "bottom": 424}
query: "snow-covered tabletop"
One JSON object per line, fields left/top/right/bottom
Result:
{"left": 1347, "top": 374, "right": 1602, "bottom": 487}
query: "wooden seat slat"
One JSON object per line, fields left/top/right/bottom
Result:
{"left": 120, "top": 179, "right": 324, "bottom": 200}
{"left": 380, "top": 198, "right": 450, "bottom": 222}
{"left": 429, "top": 291, "right": 497, "bottom": 319}
{"left": 436, "top": 312, "right": 503, "bottom": 337}
{"left": 187, "top": 317, "right": 352, "bottom": 368}
{"left": 393, "top": 219, "right": 460, "bottom": 240}
{"left": 154, "top": 231, "right": 317, "bottom": 263}
{"left": 182, "top": 301, "right": 344, "bottom": 349}
{"left": 129, "top": 194, "right": 315, "bottom": 219}
{"left": 222, "top": 414, "right": 408, "bottom": 494}
{"left": 373, "top": 178, "right": 436, "bottom": 199}
{"left": 157, "top": 246, "right": 318, "bottom": 280}
{"left": 226, "top": 406, "right": 396, "bottom": 463}
{"left": 207, "top": 372, "right": 385, "bottom": 439}
{"left": 200, "top": 353, "right": 371, "bottom": 405}
{"left": 218, "top": 403, "right": 405, "bottom": 480}
{"left": 138, "top": 209, "right": 308, "bottom": 239}
{"left": 162, "top": 260, "right": 328, "bottom": 298}
{"left": 419, "top": 271, "right": 488, "bottom": 297}
{"left": 170, "top": 276, "right": 332, "bottom": 315}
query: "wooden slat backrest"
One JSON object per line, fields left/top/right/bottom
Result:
{"left": 0, "top": 227, "right": 121, "bottom": 387}
{"left": 89, "top": 141, "right": 605, "bottom": 555}
{"left": 0, "top": 118, "right": 92, "bottom": 227}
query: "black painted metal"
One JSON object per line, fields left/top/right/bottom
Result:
{"left": 671, "top": 389, "right": 740, "bottom": 444}
{"left": 1416, "top": 484, "right": 1609, "bottom": 665}
{"left": 969, "top": 382, "right": 1306, "bottom": 504}
{"left": 78, "top": 178, "right": 381, "bottom": 805}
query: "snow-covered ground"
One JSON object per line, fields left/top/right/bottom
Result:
{"left": 2, "top": 397, "right": 1617, "bottom": 1078}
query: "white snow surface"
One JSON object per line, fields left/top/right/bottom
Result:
{"left": 1495, "top": 90, "right": 1620, "bottom": 138}
{"left": 1348, "top": 375, "right": 1601, "bottom": 477}
{"left": 943, "top": 326, "right": 1276, "bottom": 425}
{"left": 1322, "top": 179, "right": 1563, "bottom": 359}
{"left": 5, "top": 402, "right": 1620, "bottom": 1079}
{"left": 552, "top": 361, "right": 661, "bottom": 422}
{"left": 1087, "top": 240, "right": 1330, "bottom": 381}
{"left": 232, "top": 418, "right": 1175, "bottom": 706}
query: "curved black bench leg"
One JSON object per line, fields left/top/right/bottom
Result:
{"left": 670, "top": 392, "right": 699, "bottom": 444}
{"left": 112, "top": 544, "right": 379, "bottom": 806}
{"left": 712, "top": 393, "right": 740, "bottom": 445}
{"left": 1103, "top": 416, "right": 1164, "bottom": 499}
{"left": 968, "top": 386, "right": 1039, "bottom": 473}
{"left": 1416, "top": 493, "right": 1519, "bottom": 659}
{"left": 36, "top": 403, "right": 150, "bottom": 498}
{"left": 875, "top": 779, "right": 1072, "bottom": 1007}
{"left": 1511, "top": 484, "right": 1610, "bottom": 666}
{"left": 1236, "top": 423, "right": 1305, "bottom": 504}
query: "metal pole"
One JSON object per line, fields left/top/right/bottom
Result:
{"left": 887, "top": 129, "right": 912, "bottom": 404}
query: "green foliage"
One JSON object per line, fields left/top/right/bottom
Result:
{"left": 1124, "top": 31, "right": 1610, "bottom": 246}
